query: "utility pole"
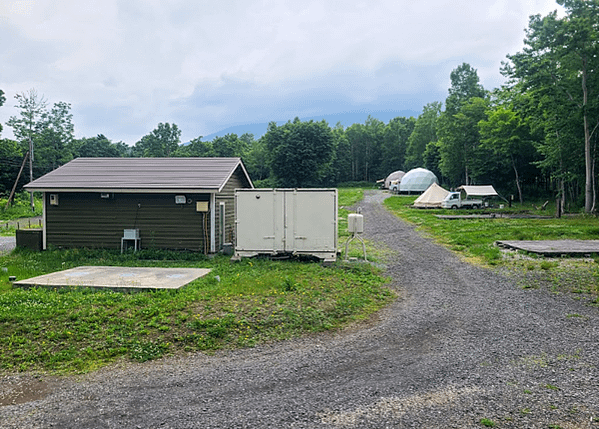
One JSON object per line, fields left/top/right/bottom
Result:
{"left": 5, "top": 151, "right": 30, "bottom": 210}
{"left": 29, "top": 136, "right": 34, "bottom": 212}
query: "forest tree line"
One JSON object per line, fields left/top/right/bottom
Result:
{"left": 1, "top": 0, "right": 598, "bottom": 212}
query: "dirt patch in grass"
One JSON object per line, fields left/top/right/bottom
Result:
{"left": 0, "top": 375, "right": 60, "bottom": 406}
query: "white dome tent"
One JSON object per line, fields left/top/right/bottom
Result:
{"left": 399, "top": 168, "right": 438, "bottom": 193}
{"left": 384, "top": 170, "right": 405, "bottom": 189}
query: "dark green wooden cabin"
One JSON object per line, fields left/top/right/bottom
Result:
{"left": 24, "top": 157, "right": 253, "bottom": 253}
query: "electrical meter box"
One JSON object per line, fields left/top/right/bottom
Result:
{"left": 234, "top": 189, "right": 338, "bottom": 263}
{"left": 196, "top": 201, "right": 209, "bottom": 212}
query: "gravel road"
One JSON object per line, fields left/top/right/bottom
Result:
{"left": 1, "top": 191, "right": 598, "bottom": 428}
{"left": 0, "top": 237, "right": 16, "bottom": 254}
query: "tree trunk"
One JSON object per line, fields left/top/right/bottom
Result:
{"left": 511, "top": 155, "right": 523, "bottom": 204}
{"left": 581, "top": 62, "right": 594, "bottom": 213}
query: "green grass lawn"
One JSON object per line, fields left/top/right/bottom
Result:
{"left": 384, "top": 195, "right": 599, "bottom": 300}
{"left": 6, "top": 189, "right": 595, "bottom": 375}
{"left": 0, "top": 188, "right": 395, "bottom": 374}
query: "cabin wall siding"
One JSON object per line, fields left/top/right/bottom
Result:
{"left": 43, "top": 165, "right": 252, "bottom": 252}
{"left": 45, "top": 192, "right": 211, "bottom": 251}
{"left": 215, "top": 167, "right": 251, "bottom": 249}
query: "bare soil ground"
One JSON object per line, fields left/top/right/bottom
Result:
{"left": 1, "top": 191, "right": 598, "bottom": 428}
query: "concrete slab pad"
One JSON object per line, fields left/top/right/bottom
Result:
{"left": 496, "top": 240, "right": 599, "bottom": 256}
{"left": 12, "top": 266, "right": 211, "bottom": 292}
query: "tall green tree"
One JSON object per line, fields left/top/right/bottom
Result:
{"left": 244, "top": 137, "right": 270, "bottom": 183}
{"left": 329, "top": 123, "right": 353, "bottom": 184}
{"left": 173, "top": 136, "right": 214, "bottom": 157}
{"left": 211, "top": 133, "right": 249, "bottom": 158}
{"left": 405, "top": 102, "right": 442, "bottom": 170}
{"left": 35, "top": 101, "right": 75, "bottom": 173}
{"left": 344, "top": 116, "right": 387, "bottom": 182}
{"left": 0, "top": 139, "right": 26, "bottom": 195}
{"left": 438, "top": 97, "right": 490, "bottom": 187}
{"left": 506, "top": 0, "right": 599, "bottom": 212}
{"left": 70, "top": 134, "right": 130, "bottom": 158}
{"left": 437, "top": 64, "right": 488, "bottom": 187}
{"left": 479, "top": 105, "right": 536, "bottom": 203}
{"left": 381, "top": 116, "right": 415, "bottom": 175}
{"left": 263, "top": 118, "right": 334, "bottom": 187}
{"left": 134, "top": 123, "right": 181, "bottom": 157}
{"left": 6, "top": 89, "right": 47, "bottom": 146}
{"left": 445, "top": 63, "right": 487, "bottom": 115}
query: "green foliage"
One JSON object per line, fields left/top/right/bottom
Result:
{"left": 134, "top": 122, "right": 181, "bottom": 157}
{"left": 438, "top": 96, "right": 491, "bottom": 187}
{"left": 174, "top": 135, "right": 214, "bottom": 157}
{"left": 264, "top": 118, "right": 334, "bottom": 187}
{"left": 479, "top": 418, "right": 496, "bottom": 427}
{"left": 6, "top": 89, "right": 48, "bottom": 144}
{"left": 0, "top": 139, "right": 27, "bottom": 196}
{"left": 380, "top": 116, "right": 415, "bottom": 177}
{"left": 445, "top": 63, "right": 487, "bottom": 115}
{"left": 0, "top": 192, "right": 43, "bottom": 221}
{"left": 479, "top": 104, "right": 538, "bottom": 203}
{"left": 343, "top": 116, "right": 407, "bottom": 183}
{"left": 211, "top": 133, "right": 249, "bottom": 158}
{"left": 405, "top": 102, "right": 441, "bottom": 170}
{"left": 69, "top": 134, "right": 130, "bottom": 158}
{"left": 0, "top": 242, "right": 393, "bottom": 373}
{"left": 505, "top": 0, "right": 599, "bottom": 212}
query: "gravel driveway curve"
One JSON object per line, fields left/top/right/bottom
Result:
{"left": 0, "top": 237, "right": 16, "bottom": 255}
{"left": 1, "top": 191, "right": 598, "bottom": 428}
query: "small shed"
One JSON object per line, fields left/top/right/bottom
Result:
{"left": 24, "top": 157, "right": 253, "bottom": 253}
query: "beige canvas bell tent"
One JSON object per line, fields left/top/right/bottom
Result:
{"left": 413, "top": 183, "right": 449, "bottom": 208}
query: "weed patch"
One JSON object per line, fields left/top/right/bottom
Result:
{"left": 0, "top": 246, "right": 394, "bottom": 374}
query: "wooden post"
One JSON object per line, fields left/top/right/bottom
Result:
{"left": 29, "top": 136, "right": 35, "bottom": 212}
{"left": 5, "top": 151, "right": 30, "bottom": 210}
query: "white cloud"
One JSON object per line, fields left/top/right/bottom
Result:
{"left": 0, "top": 0, "right": 564, "bottom": 144}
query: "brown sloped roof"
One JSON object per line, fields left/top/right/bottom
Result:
{"left": 24, "top": 157, "right": 253, "bottom": 193}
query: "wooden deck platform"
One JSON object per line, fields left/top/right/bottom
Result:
{"left": 437, "top": 214, "right": 552, "bottom": 220}
{"left": 495, "top": 240, "right": 599, "bottom": 256}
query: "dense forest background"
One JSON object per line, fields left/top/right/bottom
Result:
{"left": 1, "top": 0, "right": 598, "bottom": 212}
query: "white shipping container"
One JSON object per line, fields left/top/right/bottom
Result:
{"left": 234, "top": 189, "right": 338, "bottom": 262}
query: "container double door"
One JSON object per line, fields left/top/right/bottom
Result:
{"left": 235, "top": 189, "right": 337, "bottom": 257}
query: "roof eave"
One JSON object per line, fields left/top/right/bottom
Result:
{"left": 24, "top": 187, "right": 220, "bottom": 194}
{"left": 217, "top": 159, "right": 254, "bottom": 192}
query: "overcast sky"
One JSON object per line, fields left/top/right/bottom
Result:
{"left": 1, "top": 0, "right": 563, "bottom": 145}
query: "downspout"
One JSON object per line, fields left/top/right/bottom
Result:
{"left": 42, "top": 192, "right": 47, "bottom": 250}
{"left": 210, "top": 193, "right": 216, "bottom": 253}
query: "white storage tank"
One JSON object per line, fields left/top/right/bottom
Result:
{"left": 234, "top": 189, "right": 338, "bottom": 262}
{"left": 347, "top": 213, "right": 364, "bottom": 234}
